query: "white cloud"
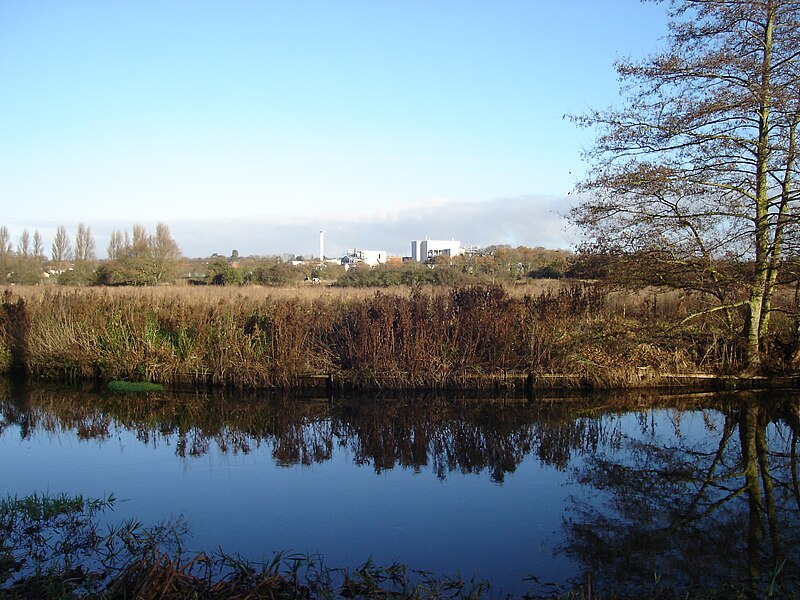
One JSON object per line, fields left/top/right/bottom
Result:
{"left": 169, "top": 194, "right": 577, "bottom": 258}
{"left": 5, "top": 194, "right": 578, "bottom": 259}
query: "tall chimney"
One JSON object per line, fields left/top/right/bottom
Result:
{"left": 319, "top": 230, "right": 325, "bottom": 262}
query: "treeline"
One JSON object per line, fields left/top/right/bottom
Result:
{"left": 1, "top": 224, "right": 576, "bottom": 288}
{"left": 196, "top": 245, "right": 575, "bottom": 288}
{"left": 0, "top": 223, "right": 182, "bottom": 286}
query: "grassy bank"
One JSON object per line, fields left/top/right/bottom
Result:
{"left": 0, "top": 283, "right": 764, "bottom": 390}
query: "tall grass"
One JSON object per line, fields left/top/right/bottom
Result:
{"left": 0, "top": 283, "right": 750, "bottom": 390}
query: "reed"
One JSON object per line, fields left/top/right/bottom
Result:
{"left": 0, "top": 491, "right": 784, "bottom": 599}
{"left": 0, "top": 283, "right": 758, "bottom": 390}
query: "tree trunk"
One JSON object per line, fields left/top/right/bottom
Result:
{"left": 759, "top": 113, "right": 798, "bottom": 354}
{"left": 740, "top": 406, "right": 764, "bottom": 597}
{"left": 745, "top": 292, "right": 765, "bottom": 373}
{"left": 746, "top": 3, "right": 776, "bottom": 374}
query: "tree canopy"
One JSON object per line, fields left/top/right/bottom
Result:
{"left": 97, "top": 223, "right": 182, "bottom": 286}
{"left": 572, "top": 0, "right": 800, "bottom": 372}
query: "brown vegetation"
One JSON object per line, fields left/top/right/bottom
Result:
{"left": 2, "top": 280, "right": 787, "bottom": 391}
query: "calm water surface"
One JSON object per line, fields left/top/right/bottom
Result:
{"left": 1, "top": 379, "right": 799, "bottom": 597}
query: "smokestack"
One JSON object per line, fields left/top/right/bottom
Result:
{"left": 319, "top": 230, "right": 325, "bottom": 262}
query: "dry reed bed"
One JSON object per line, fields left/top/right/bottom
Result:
{"left": 0, "top": 284, "right": 724, "bottom": 390}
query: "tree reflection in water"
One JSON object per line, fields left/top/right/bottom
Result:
{"left": 2, "top": 379, "right": 800, "bottom": 596}
{"left": 562, "top": 392, "right": 800, "bottom": 598}
{"left": 0, "top": 380, "right": 631, "bottom": 483}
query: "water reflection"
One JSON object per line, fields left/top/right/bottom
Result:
{"left": 0, "top": 380, "right": 666, "bottom": 482}
{"left": 1, "top": 378, "right": 799, "bottom": 597}
{"left": 562, "top": 393, "right": 800, "bottom": 597}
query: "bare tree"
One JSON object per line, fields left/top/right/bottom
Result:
{"left": 152, "top": 223, "right": 181, "bottom": 260}
{"left": 571, "top": 0, "right": 800, "bottom": 372}
{"left": 0, "top": 226, "right": 12, "bottom": 256}
{"left": 150, "top": 222, "right": 182, "bottom": 284}
{"left": 33, "top": 230, "right": 44, "bottom": 258}
{"left": 131, "top": 224, "right": 149, "bottom": 257}
{"left": 107, "top": 230, "right": 124, "bottom": 260}
{"left": 51, "top": 225, "right": 73, "bottom": 266}
{"left": 74, "top": 223, "right": 96, "bottom": 262}
{"left": 18, "top": 230, "right": 30, "bottom": 258}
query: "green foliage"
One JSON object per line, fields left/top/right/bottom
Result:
{"left": 95, "top": 257, "right": 149, "bottom": 286}
{"left": 107, "top": 380, "right": 166, "bottom": 393}
{"left": 527, "top": 263, "right": 566, "bottom": 279}
{"left": 57, "top": 263, "right": 97, "bottom": 286}
{"left": 334, "top": 263, "right": 471, "bottom": 287}
{"left": 250, "top": 260, "right": 303, "bottom": 286}
{"left": 205, "top": 258, "right": 245, "bottom": 286}
{"left": 0, "top": 254, "right": 43, "bottom": 285}
{"left": 99, "top": 224, "right": 182, "bottom": 286}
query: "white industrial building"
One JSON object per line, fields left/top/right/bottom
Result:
{"left": 342, "top": 248, "right": 387, "bottom": 268}
{"left": 410, "top": 238, "right": 465, "bottom": 262}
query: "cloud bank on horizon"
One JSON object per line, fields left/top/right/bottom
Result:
{"left": 5, "top": 194, "right": 576, "bottom": 260}
{"left": 172, "top": 193, "right": 577, "bottom": 258}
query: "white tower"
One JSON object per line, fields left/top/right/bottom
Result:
{"left": 319, "top": 230, "right": 325, "bottom": 262}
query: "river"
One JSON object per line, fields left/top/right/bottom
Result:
{"left": 1, "top": 379, "right": 799, "bottom": 597}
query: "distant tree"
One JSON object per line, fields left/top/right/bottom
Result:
{"left": 206, "top": 258, "right": 245, "bottom": 286}
{"left": 107, "top": 230, "right": 124, "bottom": 260}
{"left": 0, "top": 226, "right": 11, "bottom": 256}
{"left": 0, "top": 226, "right": 12, "bottom": 281}
{"left": 250, "top": 259, "right": 303, "bottom": 286}
{"left": 6, "top": 228, "right": 49, "bottom": 284}
{"left": 150, "top": 223, "right": 182, "bottom": 284}
{"left": 97, "top": 223, "right": 182, "bottom": 286}
{"left": 5, "top": 228, "right": 45, "bottom": 284}
{"left": 33, "top": 230, "right": 44, "bottom": 259}
{"left": 58, "top": 223, "right": 98, "bottom": 285}
{"left": 131, "top": 224, "right": 149, "bottom": 257}
{"left": 50, "top": 225, "right": 72, "bottom": 267}
{"left": 17, "top": 230, "right": 30, "bottom": 258}
{"left": 74, "top": 223, "right": 96, "bottom": 262}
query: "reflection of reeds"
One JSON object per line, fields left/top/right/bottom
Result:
{"left": 0, "top": 284, "right": 739, "bottom": 390}
{"left": 1, "top": 379, "right": 740, "bottom": 481}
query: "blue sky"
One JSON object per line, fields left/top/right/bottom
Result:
{"left": 1, "top": 1, "right": 669, "bottom": 258}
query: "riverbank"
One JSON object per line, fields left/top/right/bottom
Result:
{"left": 0, "top": 283, "right": 788, "bottom": 392}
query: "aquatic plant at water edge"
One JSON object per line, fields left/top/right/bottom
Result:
{"left": 0, "top": 492, "right": 503, "bottom": 599}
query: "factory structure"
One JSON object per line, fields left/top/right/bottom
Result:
{"left": 342, "top": 248, "right": 388, "bottom": 267}
{"left": 316, "top": 231, "right": 475, "bottom": 268}
{"left": 410, "top": 238, "right": 472, "bottom": 262}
